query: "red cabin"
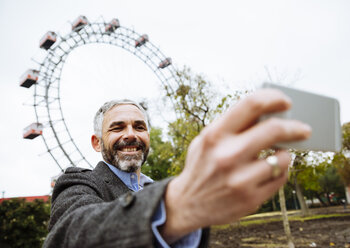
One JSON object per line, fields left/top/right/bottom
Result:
{"left": 105, "top": 18, "right": 120, "bottom": 33}
{"left": 135, "top": 34, "right": 149, "bottom": 47}
{"left": 72, "top": 15, "right": 88, "bottom": 31}
{"left": 19, "top": 69, "right": 39, "bottom": 88}
{"left": 158, "top": 57, "right": 172, "bottom": 69}
{"left": 23, "top": 123, "right": 43, "bottom": 139}
{"left": 39, "top": 31, "right": 57, "bottom": 50}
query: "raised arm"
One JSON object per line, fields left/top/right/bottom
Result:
{"left": 160, "top": 89, "right": 311, "bottom": 242}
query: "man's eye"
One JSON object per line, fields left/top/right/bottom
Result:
{"left": 112, "top": 127, "right": 123, "bottom": 131}
{"left": 136, "top": 126, "right": 146, "bottom": 130}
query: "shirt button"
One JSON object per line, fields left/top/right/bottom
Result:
{"left": 131, "top": 175, "right": 135, "bottom": 179}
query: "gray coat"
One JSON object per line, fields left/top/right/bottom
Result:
{"left": 44, "top": 162, "right": 209, "bottom": 247}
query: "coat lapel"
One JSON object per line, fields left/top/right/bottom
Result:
{"left": 93, "top": 161, "right": 131, "bottom": 201}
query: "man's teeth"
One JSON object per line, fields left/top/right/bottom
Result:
{"left": 121, "top": 147, "right": 137, "bottom": 152}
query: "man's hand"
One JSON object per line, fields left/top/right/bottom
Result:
{"left": 160, "top": 89, "right": 311, "bottom": 242}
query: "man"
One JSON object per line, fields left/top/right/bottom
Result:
{"left": 44, "top": 90, "right": 311, "bottom": 247}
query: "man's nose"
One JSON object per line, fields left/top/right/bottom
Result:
{"left": 123, "top": 125, "right": 137, "bottom": 141}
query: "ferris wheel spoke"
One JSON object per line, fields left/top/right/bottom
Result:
{"left": 21, "top": 17, "right": 179, "bottom": 172}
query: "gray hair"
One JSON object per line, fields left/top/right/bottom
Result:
{"left": 93, "top": 99, "right": 150, "bottom": 138}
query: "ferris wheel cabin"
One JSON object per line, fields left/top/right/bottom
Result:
{"left": 135, "top": 34, "right": 149, "bottom": 47}
{"left": 105, "top": 18, "right": 120, "bottom": 33}
{"left": 19, "top": 69, "right": 39, "bottom": 88}
{"left": 72, "top": 15, "right": 89, "bottom": 31}
{"left": 158, "top": 57, "right": 172, "bottom": 69}
{"left": 23, "top": 123, "right": 43, "bottom": 139}
{"left": 39, "top": 31, "right": 57, "bottom": 50}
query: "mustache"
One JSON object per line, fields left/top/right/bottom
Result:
{"left": 113, "top": 140, "right": 146, "bottom": 151}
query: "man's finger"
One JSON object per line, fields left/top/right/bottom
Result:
{"left": 254, "top": 172, "right": 288, "bottom": 205}
{"left": 255, "top": 151, "right": 290, "bottom": 185}
{"left": 238, "top": 118, "right": 311, "bottom": 159}
{"left": 227, "top": 151, "right": 290, "bottom": 189}
{"left": 217, "top": 89, "right": 292, "bottom": 135}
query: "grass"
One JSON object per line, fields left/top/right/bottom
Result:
{"left": 212, "top": 213, "right": 350, "bottom": 229}
{"left": 289, "top": 213, "right": 350, "bottom": 222}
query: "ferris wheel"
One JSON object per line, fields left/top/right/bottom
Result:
{"left": 20, "top": 15, "right": 179, "bottom": 172}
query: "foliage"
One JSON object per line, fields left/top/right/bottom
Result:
{"left": 167, "top": 118, "right": 198, "bottom": 175}
{"left": 172, "top": 66, "right": 243, "bottom": 127}
{"left": 333, "top": 122, "right": 350, "bottom": 186}
{"left": 318, "top": 165, "right": 345, "bottom": 202}
{"left": 142, "top": 66, "right": 247, "bottom": 179}
{"left": 0, "top": 198, "right": 50, "bottom": 248}
{"left": 142, "top": 127, "right": 174, "bottom": 180}
{"left": 165, "top": 66, "right": 247, "bottom": 175}
{"left": 342, "top": 122, "right": 350, "bottom": 150}
{"left": 293, "top": 152, "right": 328, "bottom": 193}
{"left": 303, "top": 155, "right": 344, "bottom": 204}
{"left": 333, "top": 153, "right": 350, "bottom": 186}
{"left": 283, "top": 149, "right": 347, "bottom": 207}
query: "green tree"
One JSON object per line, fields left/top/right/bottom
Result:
{"left": 294, "top": 153, "right": 345, "bottom": 207}
{"left": 342, "top": 122, "right": 350, "bottom": 150}
{"left": 142, "top": 127, "right": 174, "bottom": 180}
{"left": 298, "top": 160, "right": 328, "bottom": 206}
{"left": 333, "top": 122, "right": 350, "bottom": 187}
{"left": 165, "top": 66, "right": 246, "bottom": 175}
{"left": 318, "top": 165, "right": 345, "bottom": 204}
{"left": 332, "top": 122, "right": 350, "bottom": 204}
{"left": 289, "top": 151, "right": 311, "bottom": 215}
{"left": 141, "top": 67, "right": 245, "bottom": 179}
{"left": 0, "top": 199, "right": 50, "bottom": 248}
{"left": 333, "top": 153, "right": 350, "bottom": 187}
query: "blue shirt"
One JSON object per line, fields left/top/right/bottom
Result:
{"left": 104, "top": 162, "right": 202, "bottom": 247}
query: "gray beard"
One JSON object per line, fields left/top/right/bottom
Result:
{"left": 113, "top": 153, "right": 144, "bottom": 173}
{"left": 101, "top": 140, "right": 146, "bottom": 173}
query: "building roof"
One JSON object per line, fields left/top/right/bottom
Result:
{"left": 0, "top": 195, "right": 50, "bottom": 203}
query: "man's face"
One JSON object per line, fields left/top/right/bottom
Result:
{"left": 100, "top": 104, "right": 150, "bottom": 172}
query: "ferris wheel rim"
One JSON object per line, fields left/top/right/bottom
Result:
{"left": 31, "top": 18, "right": 179, "bottom": 172}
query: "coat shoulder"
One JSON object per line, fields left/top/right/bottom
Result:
{"left": 64, "top": 166, "right": 92, "bottom": 174}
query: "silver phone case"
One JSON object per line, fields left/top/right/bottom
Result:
{"left": 261, "top": 82, "right": 342, "bottom": 152}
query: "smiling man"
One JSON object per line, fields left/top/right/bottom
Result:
{"left": 45, "top": 99, "right": 206, "bottom": 247}
{"left": 44, "top": 91, "right": 311, "bottom": 248}
{"left": 92, "top": 103, "right": 150, "bottom": 174}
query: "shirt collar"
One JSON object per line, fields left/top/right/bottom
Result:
{"left": 103, "top": 161, "right": 153, "bottom": 192}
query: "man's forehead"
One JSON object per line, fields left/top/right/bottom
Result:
{"left": 104, "top": 104, "right": 146, "bottom": 123}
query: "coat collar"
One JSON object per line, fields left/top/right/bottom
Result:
{"left": 93, "top": 161, "right": 130, "bottom": 200}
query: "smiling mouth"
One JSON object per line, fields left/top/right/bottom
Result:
{"left": 119, "top": 146, "right": 140, "bottom": 153}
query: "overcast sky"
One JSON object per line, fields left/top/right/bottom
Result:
{"left": 1, "top": 0, "right": 349, "bottom": 197}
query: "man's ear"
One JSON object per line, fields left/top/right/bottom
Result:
{"left": 91, "top": 135, "right": 101, "bottom": 152}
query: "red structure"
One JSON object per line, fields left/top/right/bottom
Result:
{"left": 20, "top": 15, "right": 175, "bottom": 172}
{"left": 23, "top": 123, "right": 43, "bottom": 139}
{"left": 0, "top": 195, "right": 50, "bottom": 204}
{"left": 39, "top": 31, "right": 57, "bottom": 50}
{"left": 158, "top": 57, "right": 172, "bottom": 69}
{"left": 135, "top": 34, "right": 149, "bottom": 47}
{"left": 72, "top": 15, "right": 88, "bottom": 31}
{"left": 19, "top": 69, "right": 39, "bottom": 88}
{"left": 105, "top": 18, "right": 120, "bottom": 33}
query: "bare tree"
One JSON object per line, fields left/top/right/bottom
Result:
{"left": 279, "top": 187, "right": 295, "bottom": 248}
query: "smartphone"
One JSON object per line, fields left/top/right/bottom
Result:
{"left": 260, "top": 82, "right": 342, "bottom": 152}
